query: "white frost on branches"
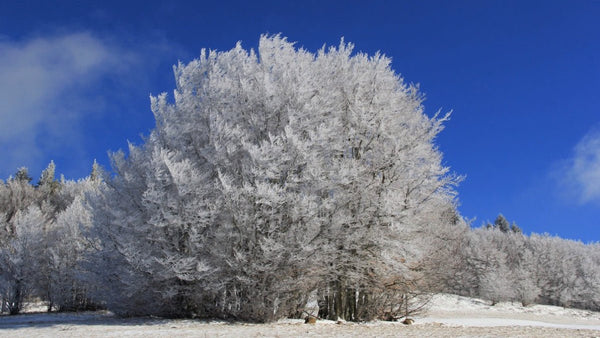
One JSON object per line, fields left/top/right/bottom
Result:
{"left": 86, "top": 35, "right": 460, "bottom": 321}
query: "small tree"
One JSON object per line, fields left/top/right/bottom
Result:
{"left": 0, "top": 170, "right": 39, "bottom": 314}
{"left": 479, "top": 263, "right": 515, "bottom": 305}
{"left": 14, "top": 167, "right": 32, "bottom": 184}
{"left": 0, "top": 206, "right": 45, "bottom": 314}
{"left": 510, "top": 222, "right": 522, "bottom": 234}
{"left": 494, "top": 214, "right": 510, "bottom": 233}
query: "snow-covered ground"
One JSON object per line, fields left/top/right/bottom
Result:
{"left": 418, "top": 293, "right": 600, "bottom": 331}
{"left": 1, "top": 294, "right": 600, "bottom": 337}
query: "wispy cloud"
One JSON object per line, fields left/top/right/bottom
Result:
{"left": 0, "top": 32, "right": 122, "bottom": 176}
{"left": 557, "top": 127, "right": 600, "bottom": 204}
{"left": 0, "top": 32, "right": 177, "bottom": 179}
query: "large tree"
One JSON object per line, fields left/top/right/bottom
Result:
{"left": 87, "top": 35, "right": 460, "bottom": 321}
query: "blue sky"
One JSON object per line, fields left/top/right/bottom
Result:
{"left": 1, "top": 1, "right": 598, "bottom": 241}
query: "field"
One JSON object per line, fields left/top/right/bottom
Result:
{"left": 2, "top": 294, "right": 600, "bottom": 337}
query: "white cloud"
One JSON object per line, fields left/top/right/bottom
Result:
{"left": 0, "top": 31, "right": 184, "bottom": 179}
{"left": 0, "top": 31, "right": 185, "bottom": 179}
{"left": 0, "top": 32, "right": 127, "bottom": 176}
{"left": 560, "top": 127, "right": 600, "bottom": 204}
{"left": 0, "top": 33, "right": 118, "bottom": 137}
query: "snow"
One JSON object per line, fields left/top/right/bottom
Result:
{"left": 2, "top": 294, "right": 600, "bottom": 337}
{"left": 419, "top": 317, "right": 600, "bottom": 330}
{"left": 412, "top": 293, "right": 600, "bottom": 333}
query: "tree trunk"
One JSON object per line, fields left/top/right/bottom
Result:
{"left": 320, "top": 280, "right": 359, "bottom": 321}
{"left": 9, "top": 280, "right": 22, "bottom": 315}
{"left": 345, "top": 287, "right": 356, "bottom": 320}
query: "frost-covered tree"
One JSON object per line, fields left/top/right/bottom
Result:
{"left": 86, "top": 144, "right": 215, "bottom": 317}
{"left": 510, "top": 222, "right": 522, "bottom": 234}
{"left": 33, "top": 161, "right": 65, "bottom": 310}
{"left": 0, "top": 171, "right": 39, "bottom": 314}
{"left": 494, "top": 214, "right": 510, "bottom": 233}
{"left": 0, "top": 169, "right": 37, "bottom": 237}
{"left": 14, "top": 167, "right": 33, "bottom": 184}
{"left": 86, "top": 35, "right": 459, "bottom": 321}
{"left": 440, "top": 217, "right": 600, "bottom": 311}
{"left": 528, "top": 234, "right": 600, "bottom": 310}
{"left": 479, "top": 263, "right": 515, "bottom": 305}
{"left": 89, "top": 160, "right": 101, "bottom": 182}
{"left": 0, "top": 162, "right": 102, "bottom": 314}
{"left": 45, "top": 169, "right": 103, "bottom": 312}
{"left": 0, "top": 205, "right": 45, "bottom": 314}
{"left": 512, "top": 249, "right": 540, "bottom": 306}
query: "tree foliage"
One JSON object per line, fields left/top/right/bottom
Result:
{"left": 0, "top": 163, "right": 100, "bottom": 314}
{"left": 84, "top": 35, "right": 460, "bottom": 321}
{"left": 439, "top": 219, "right": 600, "bottom": 310}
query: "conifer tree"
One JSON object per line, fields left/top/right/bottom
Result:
{"left": 510, "top": 222, "right": 522, "bottom": 234}
{"left": 494, "top": 214, "right": 510, "bottom": 233}
{"left": 14, "top": 167, "right": 32, "bottom": 183}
